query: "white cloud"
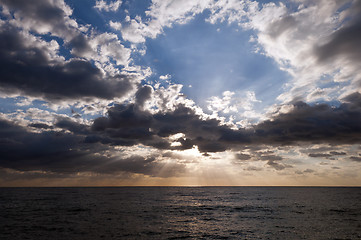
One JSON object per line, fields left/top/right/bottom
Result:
{"left": 207, "top": 91, "right": 235, "bottom": 113}
{"left": 239, "top": 1, "right": 359, "bottom": 104}
{"left": 94, "top": 0, "right": 122, "bottom": 12}
{"left": 1, "top": 0, "right": 132, "bottom": 72}
{"left": 1, "top": 0, "right": 80, "bottom": 42}
{"left": 159, "top": 74, "right": 171, "bottom": 80}
{"left": 206, "top": 0, "right": 251, "bottom": 24}
{"left": 1, "top": 107, "right": 71, "bottom": 129}
{"left": 15, "top": 97, "right": 33, "bottom": 107}
{"left": 228, "top": 1, "right": 360, "bottom": 105}
{"left": 110, "top": 0, "right": 214, "bottom": 43}
{"left": 89, "top": 32, "right": 131, "bottom": 67}
{"left": 110, "top": 19, "right": 151, "bottom": 43}
{"left": 145, "top": 84, "right": 185, "bottom": 112}
{"left": 207, "top": 90, "right": 262, "bottom": 126}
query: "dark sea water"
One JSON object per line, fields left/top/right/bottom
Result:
{"left": 1, "top": 187, "right": 361, "bottom": 240}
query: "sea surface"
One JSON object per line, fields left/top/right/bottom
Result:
{"left": 1, "top": 187, "right": 361, "bottom": 239}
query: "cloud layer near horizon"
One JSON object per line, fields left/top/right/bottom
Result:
{"left": 1, "top": 91, "right": 361, "bottom": 176}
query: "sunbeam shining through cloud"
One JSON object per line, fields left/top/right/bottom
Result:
{"left": 0, "top": 0, "right": 361, "bottom": 186}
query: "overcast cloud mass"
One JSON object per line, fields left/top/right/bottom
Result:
{"left": 0, "top": 0, "right": 360, "bottom": 186}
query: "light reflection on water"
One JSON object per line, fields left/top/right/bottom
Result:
{"left": 1, "top": 187, "right": 361, "bottom": 239}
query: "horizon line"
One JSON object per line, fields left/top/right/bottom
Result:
{"left": 1, "top": 185, "right": 360, "bottom": 188}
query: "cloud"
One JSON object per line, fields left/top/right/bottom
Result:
{"left": 207, "top": 91, "right": 261, "bottom": 115}
{"left": 3, "top": 87, "right": 361, "bottom": 177}
{"left": 259, "top": 154, "right": 283, "bottom": 161}
{"left": 67, "top": 34, "right": 93, "bottom": 57}
{"left": 206, "top": 0, "right": 361, "bottom": 104}
{"left": 295, "top": 168, "right": 315, "bottom": 175}
{"left": 94, "top": 0, "right": 122, "bottom": 12}
{"left": 267, "top": 160, "right": 292, "bottom": 171}
{"left": 0, "top": 25, "right": 134, "bottom": 100}
{"left": 135, "top": 85, "right": 153, "bottom": 108}
{"left": 29, "top": 123, "right": 53, "bottom": 130}
{"left": 90, "top": 102, "right": 228, "bottom": 152}
{"left": 253, "top": 92, "right": 361, "bottom": 144}
{"left": 55, "top": 117, "right": 90, "bottom": 134}
{"left": 108, "top": 0, "right": 355, "bottom": 105}
{"left": 0, "top": 117, "right": 185, "bottom": 177}
{"left": 110, "top": 0, "right": 213, "bottom": 43}
{"left": 0, "top": 0, "right": 80, "bottom": 46}
{"left": 87, "top": 84, "right": 252, "bottom": 152}
{"left": 315, "top": 20, "right": 361, "bottom": 63}
{"left": 75, "top": 0, "right": 361, "bottom": 106}
{"left": 329, "top": 151, "right": 346, "bottom": 156}
{"left": 235, "top": 153, "right": 252, "bottom": 161}
{"left": 350, "top": 156, "right": 361, "bottom": 162}
{"left": 0, "top": 118, "right": 92, "bottom": 173}
{"left": 86, "top": 32, "right": 131, "bottom": 67}
{"left": 87, "top": 91, "right": 361, "bottom": 153}
{"left": 2, "top": 90, "right": 361, "bottom": 178}
{"left": 247, "top": 153, "right": 292, "bottom": 171}
{"left": 244, "top": 166, "right": 263, "bottom": 171}
{"left": 314, "top": 1, "right": 361, "bottom": 63}
{"left": 309, "top": 153, "right": 332, "bottom": 158}
{"left": 267, "top": 15, "right": 297, "bottom": 39}
{"left": 0, "top": 0, "right": 132, "bottom": 73}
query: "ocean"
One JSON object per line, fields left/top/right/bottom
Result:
{"left": 1, "top": 187, "right": 360, "bottom": 239}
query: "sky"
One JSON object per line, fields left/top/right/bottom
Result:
{"left": 0, "top": 0, "right": 360, "bottom": 186}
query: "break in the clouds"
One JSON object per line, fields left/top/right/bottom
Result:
{"left": 0, "top": 0, "right": 360, "bottom": 186}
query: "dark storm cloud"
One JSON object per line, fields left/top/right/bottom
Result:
{"left": 315, "top": 1, "right": 361, "bottom": 63}
{"left": 152, "top": 105, "right": 250, "bottom": 152}
{"left": 91, "top": 103, "right": 185, "bottom": 149}
{"left": 343, "top": 92, "right": 361, "bottom": 108}
{"left": 55, "top": 117, "right": 90, "bottom": 134}
{"left": 87, "top": 91, "right": 361, "bottom": 153}
{"left": 329, "top": 151, "right": 346, "bottom": 156}
{"left": 309, "top": 153, "right": 332, "bottom": 158}
{"left": 0, "top": 0, "right": 93, "bottom": 56}
{"left": 90, "top": 102, "right": 167, "bottom": 149}
{"left": 0, "top": 25, "right": 133, "bottom": 100}
{"left": 90, "top": 98, "right": 251, "bottom": 152}
{"left": 0, "top": 0, "right": 69, "bottom": 29}
{"left": 350, "top": 156, "right": 361, "bottom": 162}
{"left": 68, "top": 34, "right": 93, "bottom": 57}
{"left": 253, "top": 93, "right": 361, "bottom": 144}
{"left": 135, "top": 85, "right": 153, "bottom": 108}
{"left": 29, "top": 123, "right": 53, "bottom": 129}
{"left": 306, "top": 150, "right": 347, "bottom": 159}
{"left": 0, "top": 117, "right": 185, "bottom": 176}
{"left": 0, "top": 118, "right": 92, "bottom": 173}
